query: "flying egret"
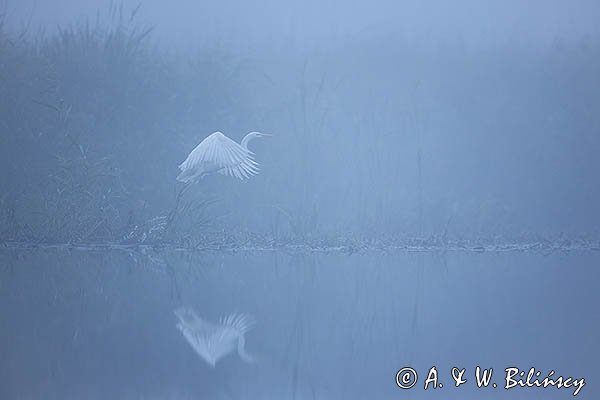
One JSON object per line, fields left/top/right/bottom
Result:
{"left": 176, "top": 131, "right": 271, "bottom": 183}
{"left": 174, "top": 307, "right": 256, "bottom": 367}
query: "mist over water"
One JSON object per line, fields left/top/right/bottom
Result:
{"left": 1, "top": 249, "right": 597, "bottom": 399}
{"left": 0, "top": 1, "right": 599, "bottom": 399}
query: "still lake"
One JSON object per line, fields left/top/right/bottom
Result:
{"left": 0, "top": 248, "right": 597, "bottom": 399}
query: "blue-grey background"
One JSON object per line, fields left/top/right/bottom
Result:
{"left": 1, "top": 0, "right": 599, "bottom": 398}
{"left": 1, "top": 0, "right": 600, "bottom": 239}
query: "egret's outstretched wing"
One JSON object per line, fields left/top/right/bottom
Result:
{"left": 174, "top": 308, "right": 256, "bottom": 367}
{"left": 218, "top": 313, "right": 256, "bottom": 334}
{"left": 179, "top": 132, "right": 259, "bottom": 180}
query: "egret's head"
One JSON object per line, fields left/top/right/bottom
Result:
{"left": 249, "top": 131, "right": 272, "bottom": 139}
{"left": 241, "top": 131, "right": 272, "bottom": 149}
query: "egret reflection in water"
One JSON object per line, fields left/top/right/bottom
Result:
{"left": 174, "top": 307, "right": 256, "bottom": 367}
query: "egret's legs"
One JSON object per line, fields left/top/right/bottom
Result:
{"left": 168, "top": 182, "right": 193, "bottom": 225}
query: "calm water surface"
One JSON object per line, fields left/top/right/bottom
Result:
{"left": 0, "top": 249, "right": 597, "bottom": 399}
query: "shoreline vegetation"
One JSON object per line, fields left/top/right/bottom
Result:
{"left": 2, "top": 7, "right": 599, "bottom": 249}
{"left": 1, "top": 236, "right": 598, "bottom": 253}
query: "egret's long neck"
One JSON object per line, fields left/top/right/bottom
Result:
{"left": 240, "top": 133, "right": 255, "bottom": 150}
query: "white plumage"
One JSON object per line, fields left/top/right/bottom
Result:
{"left": 174, "top": 307, "right": 256, "bottom": 367}
{"left": 177, "top": 131, "right": 271, "bottom": 183}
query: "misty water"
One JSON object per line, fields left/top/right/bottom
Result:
{"left": 0, "top": 248, "right": 597, "bottom": 399}
{"left": 2, "top": 1, "right": 600, "bottom": 399}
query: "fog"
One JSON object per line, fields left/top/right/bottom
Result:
{"left": 6, "top": 0, "right": 600, "bottom": 48}
{"left": 1, "top": 1, "right": 599, "bottom": 398}
{"left": 2, "top": 0, "right": 600, "bottom": 243}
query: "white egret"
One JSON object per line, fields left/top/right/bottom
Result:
{"left": 176, "top": 131, "right": 271, "bottom": 183}
{"left": 174, "top": 307, "right": 256, "bottom": 367}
